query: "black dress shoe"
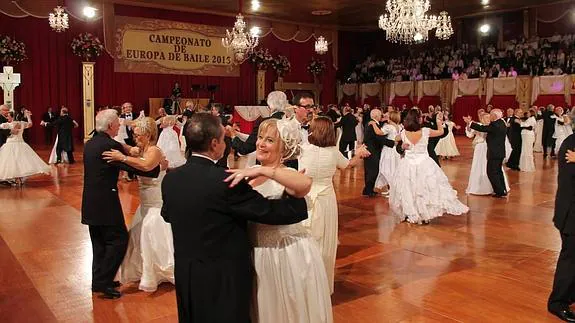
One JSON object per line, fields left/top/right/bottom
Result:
{"left": 93, "top": 287, "right": 121, "bottom": 299}
{"left": 492, "top": 193, "right": 507, "bottom": 198}
{"left": 112, "top": 281, "right": 121, "bottom": 288}
{"left": 549, "top": 308, "right": 575, "bottom": 322}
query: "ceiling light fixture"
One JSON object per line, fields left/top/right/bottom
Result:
{"left": 49, "top": 6, "right": 69, "bottom": 32}
{"left": 479, "top": 24, "right": 490, "bottom": 34}
{"left": 435, "top": 0, "right": 453, "bottom": 41}
{"left": 251, "top": 0, "right": 260, "bottom": 11}
{"left": 83, "top": 6, "right": 97, "bottom": 18}
{"left": 315, "top": 36, "right": 328, "bottom": 55}
{"left": 481, "top": 0, "right": 489, "bottom": 5}
{"left": 222, "top": 0, "right": 259, "bottom": 64}
{"left": 250, "top": 26, "right": 261, "bottom": 37}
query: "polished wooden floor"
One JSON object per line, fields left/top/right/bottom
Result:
{"left": 0, "top": 138, "right": 562, "bottom": 322}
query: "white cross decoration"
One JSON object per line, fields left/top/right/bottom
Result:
{"left": 0, "top": 66, "right": 21, "bottom": 110}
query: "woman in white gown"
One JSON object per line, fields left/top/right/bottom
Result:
{"left": 435, "top": 112, "right": 461, "bottom": 158}
{"left": 225, "top": 117, "right": 333, "bottom": 323}
{"left": 390, "top": 110, "right": 469, "bottom": 224}
{"left": 518, "top": 109, "right": 536, "bottom": 172}
{"left": 299, "top": 116, "right": 370, "bottom": 295}
{"left": 466, "top": 112, "right": 511, "bottom": 195}
{"left": 103, "top": 117, "right": 173, "bottom": 292}
{"left": 554, "top": 107, "right": 573, "bottom": 156}
{"left": 156, "top": 115, "right": 186, "bottom": 168}
{"left": 374, "top": 111, "right": 402, "bottom": 192}
{"left": 354, "top": 107, "right": 364, "bottom": 147}
{"left": 0, "top": 111, "right": 50, "bottom": 184}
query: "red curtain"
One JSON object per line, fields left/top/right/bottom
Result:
{"left": 534, "top": 94, "right": 567, "bottom": 108}
{"left": 489, "top": 95, "right": 519, "bottom": 110}
{"left": 231, "top": 110, "right": 256, "bottom": 134}
{"left": 363, "top": 95, "right": 381, "bottom": 107}
{"left": 452, "top": 96, "right": 483, "bottom": 134}
{"left": 416, "top": 96, "right": 441, "bottom": 109}
{"left": 391, "top": 96, "right": 413, "bottom": 109}
{"left": 0, "top": 4, "right": 337, "bottom": 145}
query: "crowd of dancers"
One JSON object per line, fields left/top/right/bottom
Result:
{"left": 0, "top": 91, "right": 574, "bottom": 322}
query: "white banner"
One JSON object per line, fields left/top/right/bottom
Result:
{"left": 234, "top": 106, "right": 271, "bottom": 122}
{"left": 531, "top": 75, "right": 570, "bottom": 104}
{"left": 452, "top": 79, "right": 482, "bottom": 104}
{"left": 390, "top": 81, "right": 413, "bottom": 103}
{"left": 361, "top": 83, "right": 382, "bottom": 100}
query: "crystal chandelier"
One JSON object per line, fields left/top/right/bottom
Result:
{"left": 222, "top": 13, "right": 259, "bottom": 64}
{"left": 315, "top": 36, "right": 328, "bottom": 55}
{"left": 435, "top": 11, "right": 453, "bottom": 40}
{"left": 49, "top": 6, "right": 69, "bottom": 33}
{"left": 378, "top": 0, "right": 452, "bottom": 44}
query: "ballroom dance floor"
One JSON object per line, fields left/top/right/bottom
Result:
{"left": 0, "top": 137, "right": 562, "bottom": 322}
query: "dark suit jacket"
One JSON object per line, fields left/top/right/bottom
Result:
{"left": 326, "top": 109, "right": 340, "bottom": 123}
{"left": 553, "top": 134, "right": 575, "bottom": 234}
{"left": 42, "top": 111, "right": 57, "bottom": 124}
{"left": 231, "top": 111, "right": 284, "bottom": 155}
{"left": 470, "top": 119, "right": 507, "bottom": 159}
{"left": 424, "top": 116, "right": 448, "bottom": 154}
{"left": 52, "top": 115, "right": 75, "bottom": 152}
{"left": 81, "top": 132, "right": 160, "bottom": 226}
{"left": 120, "top": 113, "right": 135, "bottom": 142}
{"left": 363, "top": 121, "right": 395, "bottom": 159}
{"left": 508, "top": 116, "right": 523, "bottom": 145}
{"left": 161, "top": 156, "right": 307, "bottom": 322}
{"left": 337, "top": 113, "right": 358, "bottom": 142}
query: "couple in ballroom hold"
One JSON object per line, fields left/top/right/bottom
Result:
{"left": 82, "top": 108, "right": 333, "bottom": 322}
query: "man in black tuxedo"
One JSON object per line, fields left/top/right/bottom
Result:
{"left": 161, "top": 113, "right": 307, "bottom": 322}
{"left": 363, "top": 108, "right": 396, "bottom": 197}
{"left": 464, "top": 109, "right": 508, "bottom": 197}
{"left": 541, "top": 105, "right": 558, "bottom": 158}
{"left": 0, "top": 104, "right": 11, "bottom": 148}
{"left": 548, "top": 132, "right": 575, "bottom": 322}
{"left": 506, "top": 108, "right": 523, "bottom": 170}
{"left": 336, "top": 106, "right": 358, "bottom": 157}
{"left": 82, "top": 109, "right": 161, "bottom": 299}
{"left": 424, "top": 111, "right": 448, "bottom": 166}
{"left": 211, "top": 104, "right": 232, "bottom": 167}
{"left": 41, "top": 106, "right": 57, "bottom": 145}
{"left": 51, "top": 107, "right": 77, "bottom": 164}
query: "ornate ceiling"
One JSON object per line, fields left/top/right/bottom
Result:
{"left": 115, "top": 0, "right": 570, "bottom": 29}
{"left": 1, "top": 0, "right": 571, "bottom": 30}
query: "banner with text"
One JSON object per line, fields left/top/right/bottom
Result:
{"left": 114, "top": 16, "right": 239, "bottom": 77}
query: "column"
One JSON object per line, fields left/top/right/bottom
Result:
{"left": 82, "top": 62, "right": 95, "bottom": 142}
{"left": 257, "top": 69, "right": 266, "bottom": 104}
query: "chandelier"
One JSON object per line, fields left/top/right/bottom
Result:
{"left": 315, "top": 36, "right": 328, "bottom": 55}
{"left": 435, "top": 11, "right": 453, "bottom": 40}
{"left": 222, "top": 13, "right": 259, "bottom": 64}
{"left": 378, "top": 0, "right": 452, "bottom": 44}
{"left": 49, "top": 6, "right": 69, "bottom": 32}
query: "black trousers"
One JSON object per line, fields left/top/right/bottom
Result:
{"left": 542, "top": 130, "right": 556, "bottom": 157}
{"left": 487, "top": 158, "right": 506, "bottom": 195}
{"left": 507, "top": 139, "right": 522, "bottom": 168}
{"left": 549, "top": 232, "right": 575, "bottom": 311}
{"left": 362, "top": 155, "right": 380, "bottom": 195}
{"left": 56, "top": 147, "right": 75, "bottom": 163}
{"left": 88, "top": 225, "right": 129, "bottom": 289}
{"left": 339, "top": 140, "right": 355, "bottom": 156}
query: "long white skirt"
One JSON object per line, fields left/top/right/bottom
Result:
{"left": 0, "top": 139, "right": 50, "bottom": 180}
{"left": 533, "top": 119, "right": 544, "bottom": 153}
{"left": 301, "top": 185, "right": 338, "bottom": 294}
{"left": 118, "top": 205, "right": 175, "bottom": 292}
{"left": 252, "top": 224, "right": 333, "bottom": 323}
{"left": 48, "top": 135, "right": 69, "bottom": 164}
{"left": 157, "top": 128, "right": 186, "bottom": 168}
{"left": 435, "top": 131, "right": 460, "bottom": 157}
{"left": 375, "top": 146, "right": 400, "bottom": 188}
{"left": 390, "top": 154, "right": 469, "bottom": 224}
{"left": 519, "top": 132, "right": 535, "bottom": 172}
{"left": 466, "top": 142, "right": 511, "bottom": 195}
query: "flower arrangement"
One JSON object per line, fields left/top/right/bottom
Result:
{"left": 307, "top": 57, "right": 326, "bottom": 76}
{"left": 249, "top": 48, "right": 274, "bottom": 70}
{"left": 70, "top": 33, "right": 105, "bottom": 61}
{"left": 272, "top": 55, "right": 291, "bottom": 77}
{"left": 0, "top": 35, "right": 27, "bottom": 66}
